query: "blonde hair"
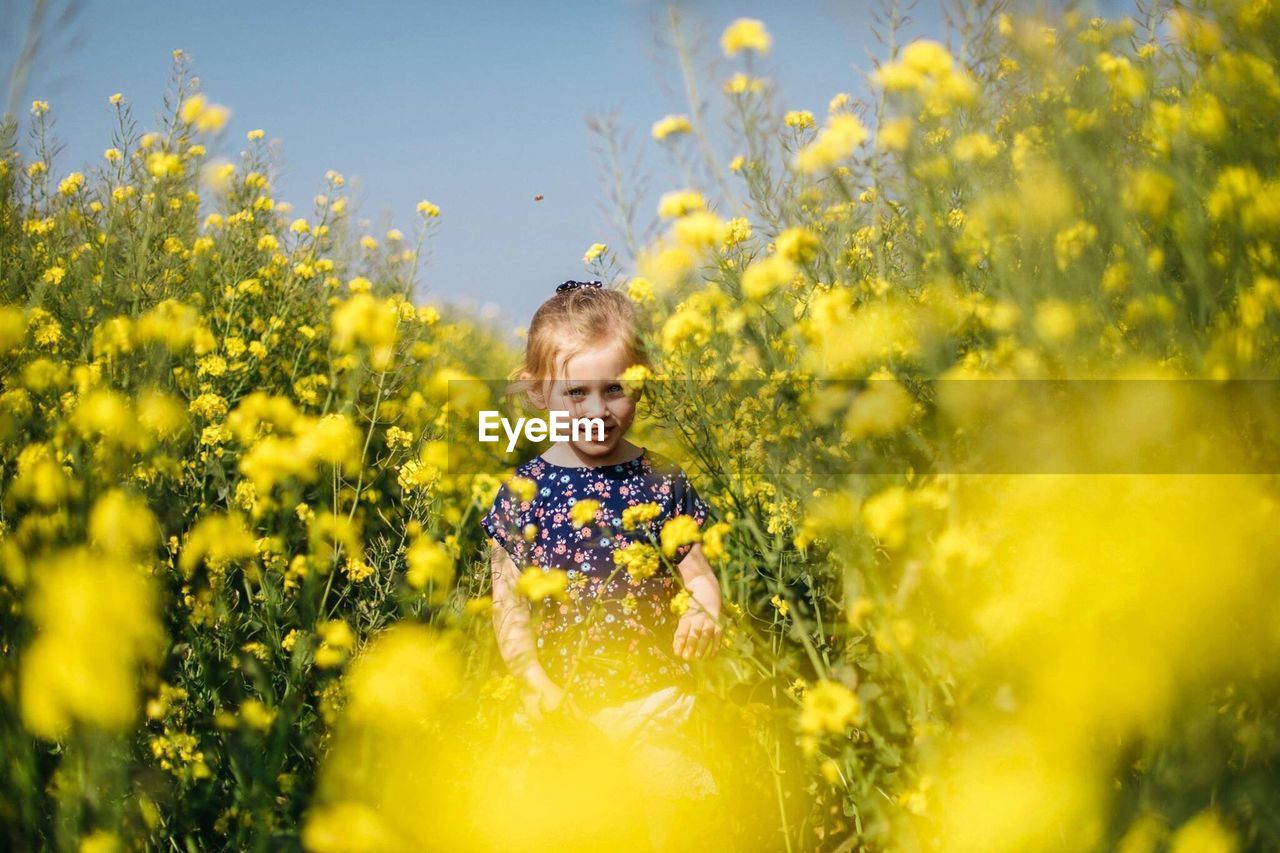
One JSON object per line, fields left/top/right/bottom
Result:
{"left": 508, "top": 286, "right": 648, "bottom": 401}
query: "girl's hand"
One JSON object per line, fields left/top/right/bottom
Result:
{"left": 674, "top": 609, "right": 722, "bottom": 660}
{"left": 522, "top": 678, "right": 563, "bottom": 721}
{"left": 522, "top": 678, "right": 581, "bottom": 721}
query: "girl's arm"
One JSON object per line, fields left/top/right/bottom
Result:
{"left": 489, "top": 541, "right": 557, "bottom": 690}
{"left": 674, "top": 542, "right": 723, "bottom": 659}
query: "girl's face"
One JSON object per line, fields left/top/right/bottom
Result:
{"left": 536, "top": 339, "right": 639, "bottom": 461}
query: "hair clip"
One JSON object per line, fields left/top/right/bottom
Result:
{"left": 556, "top": 279, "right": 603, "bottom": 293}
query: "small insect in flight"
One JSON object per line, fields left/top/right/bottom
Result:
{"left": 534, "top": 194, "right": 544, "bottom": 202}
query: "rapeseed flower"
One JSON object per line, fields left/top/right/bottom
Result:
{"left": 720, "top": 18, "right": 771, "bottom": 56}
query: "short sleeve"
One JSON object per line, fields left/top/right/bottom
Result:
{"left": 668, "top": 468, "right": 711, "bottom": 565}
{"left": 481, "top": 483, "right": 529, "bottom": 567}
{"left": 675, "top": 469, "right": 711, "bottom": 527}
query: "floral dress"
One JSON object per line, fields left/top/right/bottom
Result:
{"left": 482, "top": 447, "right": 710, "bottom": 714}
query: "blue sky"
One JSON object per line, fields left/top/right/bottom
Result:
{"left": 10, "top": 0, "right": 1008, "bottom": 327}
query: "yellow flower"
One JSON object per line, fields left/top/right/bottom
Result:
{"left": 784, "top": 110, "right": 815, "bottom": 130}
{"left": 861, "top": 486, "right": 909, "bottom": 549}
{"left": 1125, "top": 168, "right": 1175, "bottom": 219}
{"left": 952, "top": 132, "right": 999, "bottom": 162}
{"left": 89, "top": 490, "right": 159, "bottom": 558}
{"left": 658, "top": 189, "right": 706, "bottom": 219}
{"left": 660, "top": 514, "right": 701, "bottom": 557}
{"left": 1053, "top": 221, "right": 1098, "bottom": 271}
{"left": 179, "top": 94, "right": 206, "bottom": 124}
{"left": 507, "top": 475, "right": 537, "bottom": 504}
{"left": 1034, "top": 298, "right": 1078, "bottom": 342}
{"left": 702, "top": 521, "right": 729, "bottom": 561}
{"left": 844, "top": 376, "right": 914, "bottom": 439}
{"left": 621, "top": 502, "right": 662, "bottom": 530}
{"left": 1096, "top": 52, "right": 1146, "bottom": 102}
{"left": 627, "top": 276, "right": 654, "bottom": 304}
{"left": 673, "top": 210, "right": 728, "bottom": 249}
{"left": 516, "top": 567, "right": 569, "bottom": 601}
{"left": 314, "top": 619, "right": 356, "bottom": 669}
{"left": 57, "top": 172, "right": 84, "bottom": 196}
{"left": 771, "top": 593, "right": 789, "bottom": 618}
{"left": 798, "top": 679, "right": 860, "bottom": 734}
{"left": 20, "top": 550, "right": 163, "bottom": 740}
{"left": 179, "top": 513, "right": 256, "bottom": 580}
{"left": 651, "top": 114, "right": 692, "bottom": 141}
{"left": 741, "top": 254, "right": 797, "bottom": 301}
{"left": 720, "top": 18, "right": 771, "bottom": 56}
{"left": 247, "top": 128, "right": 265, "bottom": 140}
{"left": 146, "top": 152, "right": 182, "bottom": 178}
{"left": 1169, "top": 809, "right": 1238, "bottom": 853}
{"left": 793, "top": 113, "right": 868, "bottom": 173}
{"left": 582, "top": 242, "right": 607, "bottom": 264}
{"left": 614, "top": 542, "right": 661, "bottom": 581}
{"left": 722, "top": 216, "right": 751, "bottom": 248}
{"left": 775, "top": 227, "right": 821, "bottom": 264}
{"left": 239, "top": 699, "right": 276, "bottom": 732}
{"left": 340, "top": 623, "right": 461, "bottom": 726}
{"left": 670, "top": 589, "right": 693, "bottom": 615}
{"left": 724, "top": 73, "right": 764, "bottom": 95}
{"left": 405, "top": 536, "right": 453, "bottom": 590}
{"left": 30, "top": 100, "right": 49, "bottom": 116}
{"left": 108, "top": 93, "right": 123, "bottom": 106}
{"left": 417, "top": 199, "right": 440, "bottom": 217}
{"left": 876, "top": 116, "right": 914, "bottom": 152}
{"left": 569, "top": 498, "right": 600, "bottom": 528}
{"left": 846, "top": 596, "right": 874, "bottom": 629}
{"left": 343, "top": 557, "right": 374, "bottom": 583}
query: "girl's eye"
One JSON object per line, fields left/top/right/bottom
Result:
{"left": 606, "top": 383, "right": 624, "bottom": 395}
{"left": 566, "top": 387, "right": 586, "bottom": 399}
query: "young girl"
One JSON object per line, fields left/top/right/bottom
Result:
{"left": 482, "top": 280, "right": 723, "bottom": 738}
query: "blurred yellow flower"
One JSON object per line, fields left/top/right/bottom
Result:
{"left": 405, "top": 536, "right": 453, "bottom": 591}
{"left": 651, "top": 114, "right": 692, "bottom": 141}
{"left": 621, "top": 502, "right": 661, "bottom": 530}
{"left": 784, "top": 110, "right": 815, "bottom": 129}
{"left": 57, "top": 172, "right": 84, "bottom": 195}
{"left": 798, "top": 679, "right": 860, "bottom": 734}
{"left": 660, "top": 514, "right": 701, "bottom": 557}
{"left": 794, "top": 113, "right": 868, "bottom": 173}
{"left": 658, "top": 188, "right": 706, "bottom": 219}
{"left": 146, "top": 152, "right": 182, "bottom": 178}
{"left": 516, "top": 567, "right": 569, "bottom": 601}
{"left": 614, "top": 541, "right": 660, "bottom": 581}
{"left": 720, "top": 18, "right": 771, "bottom": 56}
{"left": 20, "top": 550, "right": 163, "bottom": 740}
{"left": 314, "top": 619, "right": 356, "bottom": 669}
{"left": 569, "top": 498, "right": 600, "bottom": 527}
{"left": 741, "top": 254, "right": 797, "bottom": 302}
{"left": 877, "top": 116, "right": 913, "bottom": 152}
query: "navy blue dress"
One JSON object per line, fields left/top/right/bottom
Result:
{"left": 482, "top": 447, "right": 710, "bottom": 712}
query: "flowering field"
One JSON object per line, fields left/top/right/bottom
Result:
{"left": 3, "top": 1, "right": 1280, "bottom": 850}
